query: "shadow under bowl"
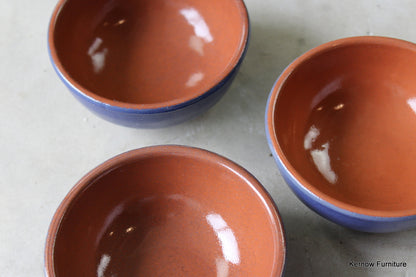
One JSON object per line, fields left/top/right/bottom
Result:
{"left": 48, "top": 0, "right": 249, "bottom": 128}
{"left": 45, "top": 146, "right": 285, "bottom": 276}
{"left": 266, "top": 36, "right": 416, "bottom": 232}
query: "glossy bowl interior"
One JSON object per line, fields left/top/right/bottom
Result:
{"left": 49, "top": 0, "right": 249, "bottom": 109}
{"left": 45, "top": 146, "right": 285, "bottom": 276}
{"left": 267, "top": 37, "right": 416, "bottom": 218}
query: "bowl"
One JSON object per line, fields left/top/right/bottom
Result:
{"left": 266, "top": 36, "right": 416, "bottom": 233}
{"left": 48, "top": 0, "right": 249, "bottom": 128}
{"left": 45, "top": 145, "right": 286, "bottom": 276}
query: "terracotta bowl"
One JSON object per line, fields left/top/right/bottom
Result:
{"left": 48, "top": 0, "right": 249, "bottom": 128}
{"left": 45, "top": 146, "right": 285, "bottom": 276}
{"left": 266, "top": 36, "right": 416, "bottom": 233}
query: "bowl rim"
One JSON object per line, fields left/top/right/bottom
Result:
{"left": 44, "top": 145, "right": 286, "bottom": 276}
{"left": 266, "top": 35, "right": 416, "bottom": 218}
{"left": 47, "top": 0, "right": 250, "bottom": 113}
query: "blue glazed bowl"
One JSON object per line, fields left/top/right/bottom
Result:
{"left": 48, "top": 0, "right": 249, "bottom": 128}
{"left": 266, "top": 36, "right": 416, "bottom": 233}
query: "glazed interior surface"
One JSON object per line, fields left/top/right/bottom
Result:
{"left": 53, "top": 152, "right": 282, "bottom": 276}
{"left": 274, "top": 41, "right": 416, "bottom": 215}
{"left": 52, "top": 0, "right": 247, "bottom": 106}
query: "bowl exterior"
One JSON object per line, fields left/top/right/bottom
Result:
{"left": 265, "top": 73, "right": 416, "bottom": 233}
{"left": 49, "top": 55, "right": 243, "bottom": 128}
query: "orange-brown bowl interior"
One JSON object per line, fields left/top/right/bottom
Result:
{"left": 271, "top": 37, "right": 416, "bottom": 217}
{"left": 47, "top": 147, "right": 285, "bottom": 276}
{"left": 50, "top": 0, "right": 248, "bottom": 108}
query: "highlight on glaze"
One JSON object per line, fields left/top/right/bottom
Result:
{"left": 88, "top": 37, "right": 108, "bottom": 73}
{"left": 206, "top": 213, "right": 241, "bottom": 265}
{"left": 407, "top": 97, "right": 416, "bottom": 115}
{"left": 186, "top": 72, "right": 205, "bottom": 87}
{"left": 304, "top": 125, "right": 337, "bottom": 184}
{"left": 310, "top": 142, "right": 337, "bottom": 184}
{"left": 97, "top": 254, "right": 111, "bottom": 277}
{"left": 180, "top": 7, "right": 213, "bottom": 57}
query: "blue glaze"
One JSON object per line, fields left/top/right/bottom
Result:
{"left": 50, "top": 55, "right": 242, "bottom": 128}
{"left": 48, "top": 19, "right": 250, "bottom": 129}
{"left": 265, "top": 85, "right": 416, "bottom": 233}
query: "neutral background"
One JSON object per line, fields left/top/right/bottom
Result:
{"left": 1, "top": 0, "right": 416, "bottom": 276}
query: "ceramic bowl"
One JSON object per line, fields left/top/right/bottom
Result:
{"left": 48, "top": 0, "right": 249, "bottom": 128}
{"left": 45, "top": 145, "right": 285, "bottom": 276}
{"left": 266, "top": 36, "right": 416, "bottom": 233}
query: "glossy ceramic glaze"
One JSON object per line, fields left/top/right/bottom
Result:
{"left": 48, "top": 0, "right": 249, "bottom": 128}
{"left": 45, "top": 146, "right": 285, "bottom": 276}
{"left": 266, "top": 36, "right": 416, "bottom": 232}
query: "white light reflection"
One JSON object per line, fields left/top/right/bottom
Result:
{"left": 167, "top": 194, "right": 201, "bottom": 210}
{"left": 126, "top": 226, "right": 135, "bottom": 233}
{"left": 188, "top": 35, "right": 205, "bottom": 55}
{"left": 310, "top": 142, "right": 338, "bottom": 184}
{"left": 407, "top": 97, "right": 416, "bottom": 115}
{"left": 305, "top": 125, "right": 338, "bottom": 184}
{"left": 311, "top": 77, "right": 343, "bottom": 109}
{"left": 206, "top": 214, "right": 240, "bottom": 265}
{"left": 180, "top": 8, "right": 213, "bottom": 55}
{"left": 96, "top": 204, "right": 123, "bottom": 245}
{"left": 180, "top": 8, "right": 213, "bottom": 42}
{"left": 88, "top": 37, "right": 108, "bottom": 73}
{"left": 186, "top": 72, "right": 205, "bottom": 87}
{"left": 304, "top": 125, "right": 320, "bottom": 150}
{"left": 216, "top": 257, "right": 230, "bottom": 277}
{"left": 114, "top": 18, "right": 126, "bottom": 26}
{"left": 333, "top": 103, "right": 344, "bottom": 110}
{"left": 189, "top": 35, "right": 204, "bottom": 55}
{"left": 97, "top": 254, "right": 111, "bottom": 277}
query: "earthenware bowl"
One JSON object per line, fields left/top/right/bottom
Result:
{"left": 45, "top": 145, "right": 285, "bottom": 276}
{"left": 48, "top": 0, "right": 249, "bottom": 128}
{"left": 266, "top": 36, "right": 416, "bottom": 232}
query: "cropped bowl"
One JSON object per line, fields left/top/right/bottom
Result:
{"left": 48, "top": 0, "right": 249, "bottom": 128}
{"left": 45, "top": 145, "right": 285, "bottom": 276}
{"left": 266, "top": 36, "right": 416, "bottom": 233}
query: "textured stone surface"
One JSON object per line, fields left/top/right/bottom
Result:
{"left": 1, "top": 0, "right": 416, "bottom": 276}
